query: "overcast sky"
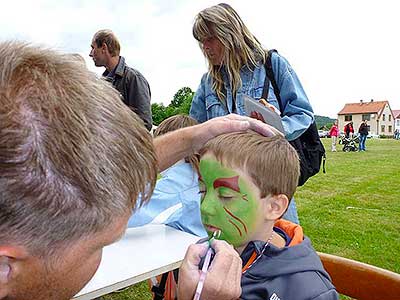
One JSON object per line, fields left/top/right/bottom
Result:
{"left": 1, "top": 0, "right": 399, "bottom": 118}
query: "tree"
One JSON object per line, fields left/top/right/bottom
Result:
{"left": 151, "top": 103, "right": 168, "bottom": 126}
{"left": 151, "top": 87, "right": 195, "bottom": 125}
{"left": 170, "top": 87, "right": 194, "bottom": 115}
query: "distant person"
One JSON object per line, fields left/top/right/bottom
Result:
{"left": 0, "top": 41, "right": 281, "bottom": 300}
{"left": 329, "top": 121, "right": 339, "bottom": 152}
{"left": 344, "top": 121, "right": 354, "bottom": 138}
{"left": 358, "top": 120, "right": 369, "bottom": 151}
{"left": 394, "top": 129, "right": 399, "bottom": 140}
{"left": 128, "top": 114, "right": 207, "bottom": 237}
{"left": 189, "top": 3, "right": 317, "bottom": 224}
{"left": 199, "top": 131, "right": 338, "bottom": 300}
{"left": 89, "top": 29, "right": 152, "bottom": 130}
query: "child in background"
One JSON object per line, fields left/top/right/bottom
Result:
{"left": 329, "top": 120, "right": 339, "bottom": 152}
{"left": 199, "top": 131, "right": 338, "bottom": 300}
{"left": 128, "top": 114, "right": 207, "bottom": 237}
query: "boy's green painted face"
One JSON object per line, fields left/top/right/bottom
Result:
{"left": 199, "top": 154, "right": 261, "bottom": 248}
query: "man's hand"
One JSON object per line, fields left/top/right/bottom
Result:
{"left": 155, "top": 113, "right": 282, "bottom": 172}
{"left": 178, "top": 240, "right": 242, "bottom": 300}
{"left": 192, "top": 114, "right": 282, "bottom": 152}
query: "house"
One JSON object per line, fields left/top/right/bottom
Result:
{"left": 393, "top": 110, "right": 400, "bottom": 133}
{"left": 337, "top": 100, "right": 394, "bottom": 136}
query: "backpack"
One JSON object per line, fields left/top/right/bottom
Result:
{"left": 262, "top": 49, "right": 326, "bottom": 186}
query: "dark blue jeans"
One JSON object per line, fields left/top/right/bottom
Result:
{"left": 359, "top": 134, "right": 367, "bottom": 151}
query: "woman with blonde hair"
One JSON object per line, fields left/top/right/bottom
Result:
{"left": 190, "top": 3, "right": 315, "bottom": 224}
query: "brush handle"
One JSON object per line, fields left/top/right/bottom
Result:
{"left": 193, "top": 247, "right": 213, "bottom": 300}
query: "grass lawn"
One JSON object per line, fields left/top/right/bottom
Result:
{"left": 98, "top": 138, "right": 400, "bottom": 300}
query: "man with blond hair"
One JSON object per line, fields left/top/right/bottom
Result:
{"left": 0, "top": 41, "right": 278, "bottom": 300}
{"left": 90, "top": 29, "right": 152, "bottom": 130}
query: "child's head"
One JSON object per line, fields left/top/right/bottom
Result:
{"left": 154, "top": 114, "right": 199, "bottom": 170}
{"left": 153, "top": 114, "right": 198, "bottom": 138}
{"left": 198, "top": 131, "right": 299, "bottom": 248}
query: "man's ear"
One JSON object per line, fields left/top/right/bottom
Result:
{"left": 101, "top": 42, "right": 108, "bottom": 53}
{"left": 0, "top": 245, "right": 29, "bottom": 284}
{"left": 263, "top": 194, "right": 289, "bottom": 221}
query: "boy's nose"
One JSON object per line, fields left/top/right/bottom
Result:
{"left": 200, "top": 196, "right": 217, "bottom": 216}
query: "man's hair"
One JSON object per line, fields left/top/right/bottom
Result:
{"left": 200, "top": 132, "right": 299, "bottom": 199}
{"left": 193, "top": 3, "right": 266, "bottom": 101}
{"left": 93, "top": 29, "right": 121, "bottom": 56}
{"left": 0, "top": 41, "right": 157, "bottom": 256}
{"left": 154, "top": 114, "right": 199, "bottom": 172}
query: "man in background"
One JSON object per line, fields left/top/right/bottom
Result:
{"left": 358, "top": 120, "right": 369, "bottom": 151}
{"left": 90, "top": 29, "right": 153, "bottom": 130}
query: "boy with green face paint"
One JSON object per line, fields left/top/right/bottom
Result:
{"left": 199, "top": 131, "right": 338, "bottom": 300}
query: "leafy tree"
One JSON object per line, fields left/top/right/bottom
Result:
{"left": 170, "top": 87, "right": 194, "bottom": 115}
{"left": 151, "top": 87, "right": 195, "bottom": 125}
{"left": 151, "top": 103, "right": 168, "bottom": 126}
{"left": 315, "top": 115, "right": 336, "bottom": 130}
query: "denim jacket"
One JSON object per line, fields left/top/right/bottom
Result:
{"left": 190, "top": 52, "right": 314, "bottom": 141}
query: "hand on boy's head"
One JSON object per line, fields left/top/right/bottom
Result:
{"left": 178, "top": 240, "right": 242, "bottom": 300}
{"left": 193, "top": 114, "right": 281, "bottom": 151}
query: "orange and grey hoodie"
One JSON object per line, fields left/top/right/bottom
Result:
{"left": 240, "top": 220, "right": 338, "bottom": 300}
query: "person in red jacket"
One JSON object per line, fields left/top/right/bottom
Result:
{"left": 329, "top": 121, "right": 339, "bottom": 151}
{"left": 344, "top": 122, "right": 354, "bottom": 138}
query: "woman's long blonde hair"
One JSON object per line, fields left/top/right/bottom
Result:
{"left": 193, "top": 3, "right": 267, "bottom": 102}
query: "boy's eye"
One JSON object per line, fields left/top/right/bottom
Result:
{"left": 218, "top": 195, "right": 234, "bottom": 201}
{"left": 217, "top": 187, "right": 235, "bottom": 201}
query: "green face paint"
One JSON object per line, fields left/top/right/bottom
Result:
{"left": 199, "top": 155, "right": 260, "bottom": 248}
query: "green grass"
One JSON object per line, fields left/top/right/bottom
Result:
{"left": 99, "top": 138, "right": 400, "bottom": 299}
{"left": 298, "top": 138, "right": 400, "bottom": 272}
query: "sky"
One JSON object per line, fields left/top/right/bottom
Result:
{"left": 1, "top": 0, "right": 399, "bottom": 118}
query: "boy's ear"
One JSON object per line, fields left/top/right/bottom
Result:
{"left": 0, "top": 245, "right": 29, "bottom": 287}
{"left": 263, "top": 194, "right": 289, "bottom": 221}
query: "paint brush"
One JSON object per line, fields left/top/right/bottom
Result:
{"left": 193, "top": 230, "right": 221, "bottom": 300}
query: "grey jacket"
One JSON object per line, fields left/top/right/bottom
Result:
{"left": 240, "top": 227, "right": 338, "bottom": 300}
{"left": 103, "top": 56, "right": 152, "bottom": 131}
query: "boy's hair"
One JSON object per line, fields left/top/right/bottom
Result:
{"left": 154, "top": 114, "right": 200, "bottom": 172}
{"left": 93, "top": 29, "right": 120, "bottom": 56}
{"left": 0, "top": 41, "right": 156, "bottom": 256}
{"left": 200, "top": 131, "right": 299, "bottom": 199}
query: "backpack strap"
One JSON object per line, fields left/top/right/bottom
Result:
{"left": 263, "top": 49, "right": 284, "bottom": 114}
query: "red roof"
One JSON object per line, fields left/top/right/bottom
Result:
{"left": 338, "top": 100, "right": 389, "bottom": 115}
{"left": 393, "top": 110, "right": 400, "bottom": 119}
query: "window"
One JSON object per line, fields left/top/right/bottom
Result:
{"left": 381, "top": 125, "right": 385, "bottom": 132}
{"left": 383, "top": 114, "right": 386, "bottom": 121}
{"left": 397, "top": 119, "right": 400, "bottom": 126}
{"left": 389, "top": 126, "right": 392, "bottom": 133}
{"left": 362, "top": 114, "right": 371, "bottom": 121}
{"left": 345, "top": 115, "right": 352, "bottom": 121}
{"left": 389, "top": 115, "right": 392, "bottom": 121}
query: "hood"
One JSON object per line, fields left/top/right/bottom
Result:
{"left": 241, "top": 220, "right": 328, "bottom": 279}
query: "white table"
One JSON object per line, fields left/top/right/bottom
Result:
{"left": 74, "top": 224, "right": 200, "bottom": 299}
